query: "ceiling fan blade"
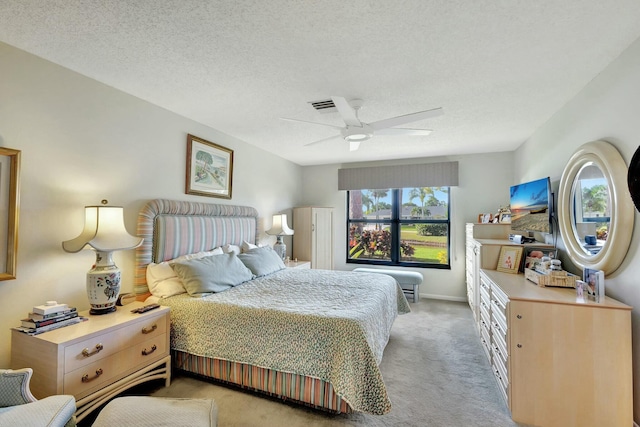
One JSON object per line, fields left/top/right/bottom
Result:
{"left": 281, "top": 117, "right": 343, "bottom": 130}
{"left": 331, "top": 96, "right": 362, "bottom": 127}
{"left": 304, "top": 134, "right": 342, "bottom": 147}
{"left": 349, "top": 140, "right": 361, "bottom": 151}
{"left": 369, "top": 107, "right": 444, "bottom": 131}
{"left": 374, "top": 128, "right": 433, "bottom": 136}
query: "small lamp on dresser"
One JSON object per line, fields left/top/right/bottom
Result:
{"left": 62, "top": 200, "right": 143, "bottom": 315}
{"left": 266, "top": 213, "right": 294, "bottom": 260}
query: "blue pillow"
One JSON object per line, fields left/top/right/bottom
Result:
{"left": 171, "top": 253, "right": 254, "bottom": 296}
{"left": 238, "top": 246, "right": 286, "bottom": 277}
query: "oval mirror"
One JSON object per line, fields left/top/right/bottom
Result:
{"left": 557, "top": 140, "right": 634, "bottom": 275}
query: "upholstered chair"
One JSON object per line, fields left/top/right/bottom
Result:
{"left": 0, "top": 368, "right": 76, "bottom": 427}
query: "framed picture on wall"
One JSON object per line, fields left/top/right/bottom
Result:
{"left": 185, "top": 134, "right": 234, "bottom": 199}
{"left": 0, "top": 147, "right": 20, "bottom": 281}
{"left": 497, "top": 246, "right": 523, "bottom": 274}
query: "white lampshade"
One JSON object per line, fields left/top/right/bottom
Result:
{"left": 266, "top": 214, "right": 294, "bottom": 236}
{"left": 63, "top": 204, "right": 143, "bottom": 315}
{"left": 62, "top": 206, "right": 143, "bottom": 253}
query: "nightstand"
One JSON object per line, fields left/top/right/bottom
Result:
{"left": 11, "top": 302, "right": 171, "bottom": 422}
{"left": 285, "top": 260, "right": 311, "bottom": 269}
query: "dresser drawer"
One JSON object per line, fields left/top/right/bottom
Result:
{"left": 64, "top": 311, "right": 167, "bottom": 373}
{"left": 479, "top": 293, "right": 491, "bottom": 316}
{"left": 493, "top": 355, "right": 509, "bottom": 394}
{"left": 490, "top": 296, "right": 507, "bottom": 326}
{"left": 480, "top": 304, "right": 491, "bottom": 328}
{"left": 479, "top": 327, "right": 492, "bottom": 360}
{"left": 64, "top": 333, "right": 168, "bottom": 398}
{"left": 493, "top": 327, "right": 508, "bottom": 361}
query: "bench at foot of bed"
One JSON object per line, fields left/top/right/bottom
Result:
{"left": 92, "top": 396, "right": 218, "bottom": 427}
{"left": 353, "top": 268, "right": 423, "bottom": 303}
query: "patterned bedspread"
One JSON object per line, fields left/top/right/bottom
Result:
{"left": 159, "top": 269, "right": 411, "bottom": 414}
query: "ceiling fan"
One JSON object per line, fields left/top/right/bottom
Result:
{"left": 281, "top": 96, "right": 443, "bottom": 151}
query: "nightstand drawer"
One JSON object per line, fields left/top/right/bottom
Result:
{"left": 64, "top": 311, "right": 167, "bottom": 373}
{"left": 64, "top": 334, "right": 168, "bottom": 398}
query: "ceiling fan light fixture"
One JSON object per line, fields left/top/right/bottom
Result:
{"left": 341, "top": 123, "right": 373, "bottom": 145}
{"left": 344, "top": 133, "right": 369, "bottom": 141}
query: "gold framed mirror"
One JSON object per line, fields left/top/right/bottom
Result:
{"left": 557, "top": 140, "right": 634, "bottom": 275}
{"left": 0, "top": 147, "right": 21, "bottom": 280}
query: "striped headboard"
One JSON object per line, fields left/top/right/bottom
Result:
{"left": 134, "top": 199, "right": 259, "bottom": 295}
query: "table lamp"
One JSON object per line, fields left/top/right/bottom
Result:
{"left": 62, "top": 200, "right": 143, "bottom": 314}
{"left": 265, "top": 213, "right": 294, "bottom": 260}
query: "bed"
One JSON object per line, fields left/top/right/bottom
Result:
{"left": 134, "top": 199, "right": 410, "bottom": 415}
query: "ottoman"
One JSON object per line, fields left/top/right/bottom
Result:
{"left": 353, "top": 268, "right": 423, "bottom": 303}
{"left": 92, "top": 396, "right": 217, "bottom": 427}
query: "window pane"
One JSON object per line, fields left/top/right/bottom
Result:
{"left": 349, "top": 189, "right": 392, "bottom": 220}
{"left": 400, "top": 187, "right": 449, "bottom": 219}
{"left": 399, "top": 223, "right": 449, "bottom": 264}
{"left": 348, "top": 223, "right": 392, "bottom": 261}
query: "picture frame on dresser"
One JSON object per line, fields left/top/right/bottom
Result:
{"left": 185, "top": 134, "right": 233, "bottom": 199}
{"left": 498, "top": 212, "right": 511, "bottom": 223}
{"left": 497, "top": 246, "right": 523, "bottom": 274}
{"left": 478, "top": 213, "right": 493, "bottom": 223}
{"left": 521, "top": 247, "right": 558, "bottom": 272}
{"left": 583, "top": 267, "right": 605, "bottom": 302}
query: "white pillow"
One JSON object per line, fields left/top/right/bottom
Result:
{"left": 146, "top": 262, "right": 186, "bottom": 298}
{"left": 241, "top": 240, "right": 258, "bottom": 253}
{"left": 175, "top": 247, "right": 224, "bottom": 262}
{"left": 223, "top": 244, "right": 241, "bottom": 255}
{"left": 146, "top": 248, "right": 224, "bottom": 297}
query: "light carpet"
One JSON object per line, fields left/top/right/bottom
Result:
{"left": 132, "top": 299, "right": 520, "bottom": 427}
{"left": 76, "top": 299, "right": 521, "bottom": 426}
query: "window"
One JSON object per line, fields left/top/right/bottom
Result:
{"left": 347, "top": 187, "right": 450, "bottom": 268}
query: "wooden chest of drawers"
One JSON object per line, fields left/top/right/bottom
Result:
{"left": 479, "top": 269, "right": 632, "bottom": 426}
{"left": 11, "top": 302, "right": 171, "bottom": 422}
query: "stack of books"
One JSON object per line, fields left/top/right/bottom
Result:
{"left": 15, "top": 302, "right": 87, "bottom": 335}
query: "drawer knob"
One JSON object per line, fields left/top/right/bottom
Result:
{"left": 517, "top": 343, "right": 523, "bottom": 348}
{"left": 517, "top": 314, "right": 522, "bottom": 319}
{"left": 142, "top": 344, "right": 157, "bottom": 356}
{"left": 81, "top": 368, "right": 103, "bottom": 383}
{"left": 82, "top": 343, "right": 104, "bottom": 357}
{"left": 142, "top": 324, "right": 157, "bottom": 334}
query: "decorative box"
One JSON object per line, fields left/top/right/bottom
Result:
{"left": 524, "top": 268, "right": 578, "bottom": 288}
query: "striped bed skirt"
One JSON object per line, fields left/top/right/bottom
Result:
{"left": 173, "top": 350, "right": 352, "bottom": 414}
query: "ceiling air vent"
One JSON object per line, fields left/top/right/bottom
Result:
{"left": 308, "top": 99, "right": 337, "bottom": 114}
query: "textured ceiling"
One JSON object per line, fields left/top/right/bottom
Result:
{"left": 2, "top": 1, "right": 640, "bottom": 166}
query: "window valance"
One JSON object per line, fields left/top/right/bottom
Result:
{"left": 338, "top": 161, "right": 458, "bottom": 190}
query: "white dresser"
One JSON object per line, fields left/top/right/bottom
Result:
{"left": 11, "top": 302, "right": 171, "bottom": 422}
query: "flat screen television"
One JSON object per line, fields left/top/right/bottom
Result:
{"left": 509, "top": 177, "right": 552, "bottom": 234}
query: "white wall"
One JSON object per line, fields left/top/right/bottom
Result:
{"left": 0, "top": 42, "right": 302, "bottom": 367}
{"left": 513, "top": 37, "right": 640, "bottom": 421}
{"left": 300, "top": 152, "right": 514, "bottom": 300}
